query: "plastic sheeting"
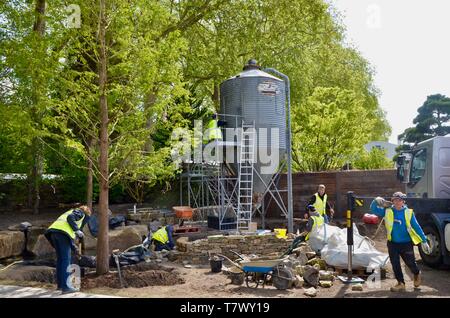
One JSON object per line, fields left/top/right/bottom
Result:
{"left": 88, "top": 215, "right": 127, "bottom": 237}
{"left": 308, "top": 223, "right": 389, "bottom": 270}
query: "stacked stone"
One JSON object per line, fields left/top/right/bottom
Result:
{"left": 176, "top": 233, "right": 292, "bottom": 265}
{"left": 127, "top": 209, "right": 175, "bottom": 225}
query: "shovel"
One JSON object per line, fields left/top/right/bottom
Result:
{"left": 112, "top": 249, "right": 125, "bottom": 288}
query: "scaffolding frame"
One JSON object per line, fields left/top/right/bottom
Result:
{"left": 179, "top": 67, "right": 293, "bottom": 232}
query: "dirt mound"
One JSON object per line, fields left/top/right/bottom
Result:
{"left": 81, "top": 266, "right": 184, "bottom": 289}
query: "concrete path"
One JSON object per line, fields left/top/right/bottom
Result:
{"left": 0, "top": 285, "right": 120, "bottom": 298}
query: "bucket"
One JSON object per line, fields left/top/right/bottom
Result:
{"left": 209, "top": 257, "right": 224, "bottom": 273}
{"left": 274, "top": 228, "right": 287, "bottom": 239}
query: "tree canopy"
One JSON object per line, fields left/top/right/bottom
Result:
{"left": 399, "top": 94, "right": 450, "bottom": 145}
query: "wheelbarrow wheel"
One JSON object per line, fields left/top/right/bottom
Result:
{"left": 246, "top": 272, "right": 263, "bottom": 289}
{"left": 272, "top": 267, "right": 294, "bottom": 290}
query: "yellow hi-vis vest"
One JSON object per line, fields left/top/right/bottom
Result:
{"left": 306, "top": 215, "right": 325, "bottom": 240}
{"left": 313, "top": 193, "right": 327, "bottom": 216}
{"left": 385, "top": 208, "right": 423, "bottom": 245}
{"left": 152, "top": 227, "right": 169, "bottom": 244}
{"left": 48, "top": 209, "right": 85, "bottom": 240}
{"left": 203, "top": 119, "right": 223, "bottom": 142}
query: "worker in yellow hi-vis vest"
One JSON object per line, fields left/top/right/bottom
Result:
{"left": 304, "top": 205, "right": 325, "bottom": 241}
{"left": 371, "top": 192, "right": 430, "bottom": 292}
{"left": 151, "top": 225, "right": 175, "bottom": 251}
{"left": 44, "top": 205, "right": 91, "bottom": 294}
{"left": 308, "top": 184, "right": 334, "bottom": 223}
{"left": 203, "top": 113, "right": 223, "bottom": 144}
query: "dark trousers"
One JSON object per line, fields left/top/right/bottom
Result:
{"left": 49, "top": 232, "right": 73, "bottom": 290}
{"left": 387, "top": 241, "right": 420, "bottom": 283}
{"left": 153, "top": 240, "right": 173, "bottom": 251}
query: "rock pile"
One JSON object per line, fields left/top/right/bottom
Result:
{"left": 176, "top": 233, "right": 292, "bottom": 265}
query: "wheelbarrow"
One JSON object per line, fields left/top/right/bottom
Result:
{"left": 218, "top": 252, "right": 294, "bottom": 290}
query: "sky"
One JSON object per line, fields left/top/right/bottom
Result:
{"left": 330, "top": 0, "right": 450, "bottom": 144}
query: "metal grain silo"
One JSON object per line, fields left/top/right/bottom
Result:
{"left": 220, "top": 60, "right": 287, "bottom": 196}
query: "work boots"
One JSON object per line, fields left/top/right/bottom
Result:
{"left": 414, "top": 273, "right": 422, "bottom": 288}
{"left": 390, "top": 282, "right": 406, "bottom": 292}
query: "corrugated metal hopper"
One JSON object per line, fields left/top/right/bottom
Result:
{"left": 220, "top": 60, "right": 287, "bottom": 197}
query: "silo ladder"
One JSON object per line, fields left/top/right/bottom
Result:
{"left": 237, "top": 122, "right": 255, "bottom": 232}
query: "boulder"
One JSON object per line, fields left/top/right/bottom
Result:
{"left": 294, "top": 275, "right": 304, "bottom": 288}
{"left": 293, "top": 245, "right": 313, "bottom": 255}
{"left": 32, "top": 235, "right": 56, "bottom": 258}
{"left": 319, "top": 270, "right": 335, "bottom": 281}
{"left": 83, "top": 232, "right": 97, "bottom": 251}
{"left": 176, "top": 237, "right": 189, "bottom": 252}
{"left": 108, "top": 227, "right": 143, "bottom": 253}
{"left": 125, "top": 225, "right": 149, "bottom": 239}
{"left": 303, "top": 266, "right": 319, "bottom": 287}
{"left": 294, "top": 265, "right": 306, "bottom": 277}
{"left": 307, "top": 257, "right": 327, "bottom": 270}
{"left": 319, "top": 280, "right": 333, "bottom": 288}
{"left": 0, "top": 264, "right": 56, "bottom": 283}
{"left": 167, "top": 250, "right": 180, "bottom": 262}
{"left": 83, "top": 226, "right": 144, "bottom": 253}
{"left": 282, "top": 259, "right": 294, "bottom": 268}
{"left": 303, "top": 287, "right": 317, "bottom": 297}
{"left": 305, "top": 251, "right": 317, "bottom": 259}
{"left": 296, "top": 253, "right": 308, "bottom": 266}
{"left": 26, "top": 227, "right": 47, "bottom": 251}
{"left": 0, "top": 231, "right": 25, "bottom": 259}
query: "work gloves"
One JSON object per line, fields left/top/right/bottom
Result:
{"left": 421, "top": 241, "right": 432, "bottom": 255}
{"left": 75, "top": 230, "right": 84, "bottom": 239}
{"left": 374, "top": 197, "right": 392, "bottom": 208}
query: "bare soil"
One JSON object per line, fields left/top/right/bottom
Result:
{"left": 82, "top": 268, "right": 185, "bottom": 289}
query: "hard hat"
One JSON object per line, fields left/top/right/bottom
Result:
{"left": 391, "top": 192, "right": 407, "bottom": 201}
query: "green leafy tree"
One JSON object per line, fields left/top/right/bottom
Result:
{"left": 399, "top": 94, "right": 450, "bottom": 144}
{"left": 353, "top": 148, "right": 394, "bottom": 170}
{"left": 292, "top": 87, "right": 375, "bottom": 171}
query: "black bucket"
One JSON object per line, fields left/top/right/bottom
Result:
{"left": 209, "top": 257, "right": 224, "bottom": 273}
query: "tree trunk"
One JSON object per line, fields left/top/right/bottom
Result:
{"left": 86, "top": 137, "right": 94, "bottom": 211}
{"left": 28, "top": 0, "right": 46, "bottom": 215}
{"left": 96, "top": 0, "right": 110, "bottom": 275}
{"left": 143, "top": 92, "right": 157, "bottom": 153}
{"left": 33, "top": 0, "right": 46, "bottom": 33}
{"left": 212, "top": 82, "right": 219, "bottom": 109}
{"left": 30, "top": 141, "right": 43, "bottom": 215}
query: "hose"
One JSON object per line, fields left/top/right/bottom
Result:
{"left": 0, "top": 260, "right": 24, "bottom": 272}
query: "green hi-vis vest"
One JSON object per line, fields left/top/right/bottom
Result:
{"left": 203, "top": 119, "right": 223, "bottom": 142}
{"left": 306, "top": 215, "right": 325, "bottom": 241}
{"left": 313, "top": 193, "right": 327, "bottom": 216}
{"left": 385, "top": 208, "right": 423, "bottom": 245}
{"left": 48, "top": 209, "right": 85, "bottom": 240}
{"left": 152, "top": 227, "right": 169, "bottom": 244}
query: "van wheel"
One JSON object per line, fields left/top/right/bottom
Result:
{"left": 419, "top": 225, "right": 443, "bottom": 268}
